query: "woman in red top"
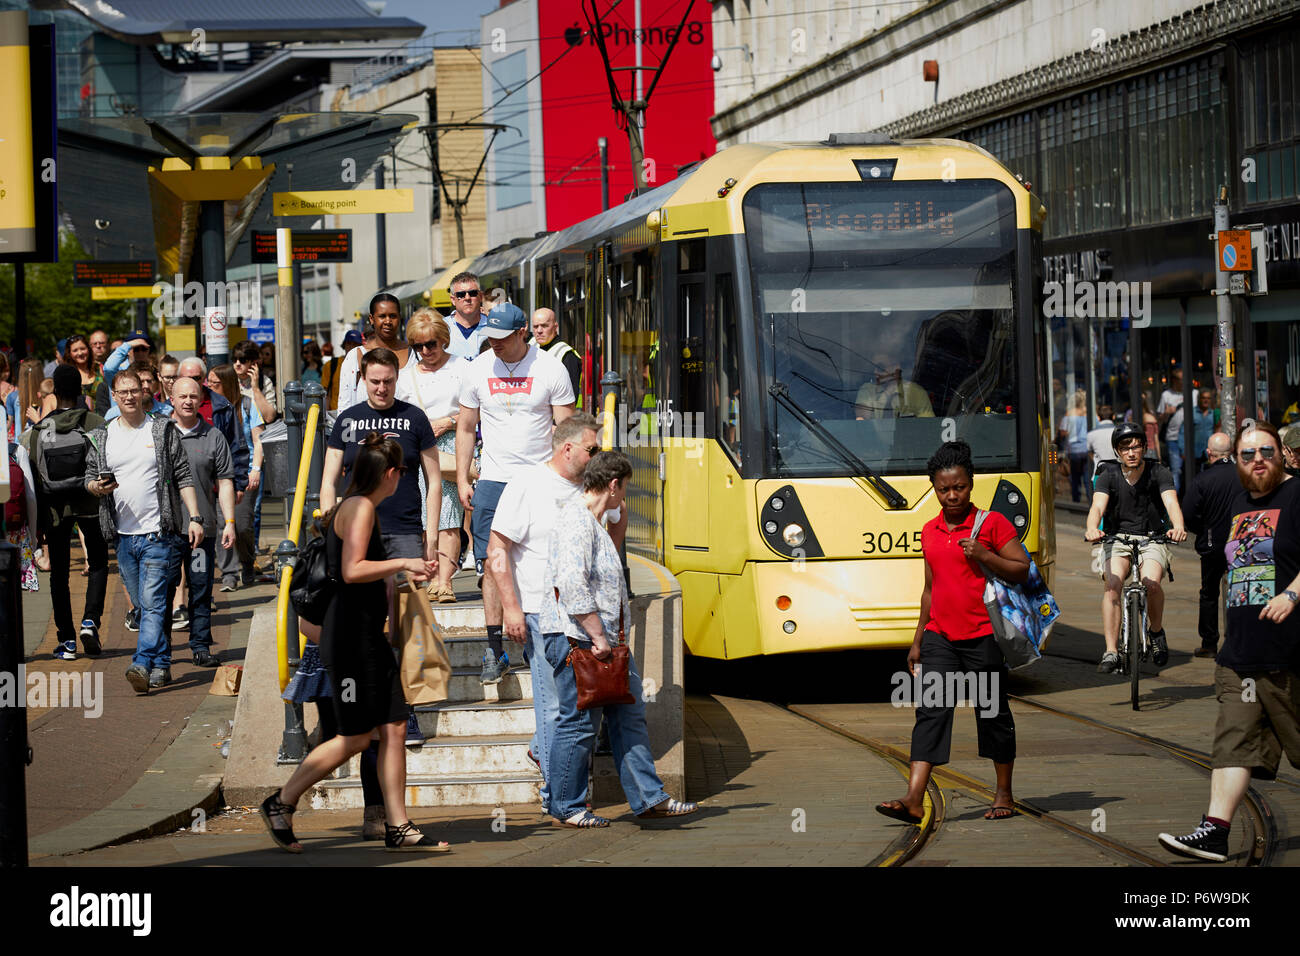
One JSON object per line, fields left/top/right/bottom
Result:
{"left": 877, "top": 441, "right": 1030, "bottom": 824}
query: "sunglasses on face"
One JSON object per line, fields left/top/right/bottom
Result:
{"left": 581, "top": 444, "right": 600, "bottom": 456}
{"left": 410, "top": 340, "right": 442, "bottom": 351}
{"left": 1240, "top": 446, "right": 1277, "bottom": 462}
{"left": 452, "top": 289, "right": 481, "bottom": 299}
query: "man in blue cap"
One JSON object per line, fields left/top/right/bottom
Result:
{"left": 44, "top": 338, "right": 68, "bottom": 377}
{"left": 456, "top": 303, "right": 575, "bottom": 684}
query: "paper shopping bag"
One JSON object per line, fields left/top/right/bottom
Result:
{"left": 396, "top": 582, "right": 452, "bottom": 705}
{"left": 209, "top": 664, "right": 243, "bottom": 696}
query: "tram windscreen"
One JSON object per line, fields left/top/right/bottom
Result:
{"left": 743, "top": 180, "right": 1021, "bottom": 477}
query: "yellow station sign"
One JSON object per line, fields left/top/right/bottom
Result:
{"left": 91, "top": 285, "right": 159, "bottom": 300}
{"left": 273, "top": 189, "right": 414, "bottom": 216}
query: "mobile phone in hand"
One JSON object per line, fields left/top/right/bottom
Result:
{"left": 99, "top": 471, "right": 117, "bottom": 486}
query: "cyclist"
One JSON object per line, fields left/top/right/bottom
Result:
{"left": 1084, "top": 421, "right": 1188, "bottom": 673}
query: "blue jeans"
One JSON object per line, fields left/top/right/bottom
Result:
{"left": 523, "top": 613, "right": 559, "bottom": 812}
{"left": 544, "top": 630, "right": 668, "bottom": 821}
{"left": 1167, "top": 439, "right": 1183, "bottom": 492}
{"left": 469, "top": 479, "right": 508, "bottom": 574}
{"left": 117, "top": 532, "right": 183, "bottom": 670}
{"left": 185, "top": 538, "right": 216, "bottom": 651}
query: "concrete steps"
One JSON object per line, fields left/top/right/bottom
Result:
{"left": 308, "top": 613, "right": 545, "bottom": 809}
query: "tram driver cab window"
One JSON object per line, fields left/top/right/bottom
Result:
{"left": 854, "top": 350, "right": 935, "bottom": 420}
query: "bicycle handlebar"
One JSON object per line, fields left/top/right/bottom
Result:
{"left": 1091, "top": 533, "right": 1177, "bottom": 546}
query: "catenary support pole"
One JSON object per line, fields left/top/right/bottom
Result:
{"left": 1215, "top": 188, "right": 1236, "bottom": 440}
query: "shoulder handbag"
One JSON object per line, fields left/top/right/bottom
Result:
{"left": 559, "top": 587, "right": 634, "bottom": 709}
{"left": 407, "top": 365, "right": 459, "bottom": 478}
{"left": 970, "top": 509, "right": 1061, "bottom": 669}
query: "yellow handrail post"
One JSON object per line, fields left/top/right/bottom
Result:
{"left": 275, "top": 400, "right": 321, "bottom": 692}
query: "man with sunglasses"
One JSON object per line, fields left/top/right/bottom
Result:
{"left": 445, "top": 272, "right": 489, "bottom": 362}
{"left": 458, "top": 303, "right": 576, "bottom": 684}
{"left": 1160, "top": 421, "right": 1300, "bottom": 862}
{"left": 1085, "top": 420, "right": 1187, "bottom": 673}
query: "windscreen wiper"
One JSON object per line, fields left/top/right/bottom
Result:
{"left": 768, "top": 382, "right": 908, "bottom": 509}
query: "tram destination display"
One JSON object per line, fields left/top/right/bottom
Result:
{"left": 250, "top": 229, "right": 352, "bottom": 263}
{"left": 746, "top": 181, "right": 1016, "bottom": 254}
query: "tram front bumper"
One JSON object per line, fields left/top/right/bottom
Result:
{"left": 712, "top": 558, "right": 925, "bottom": 658}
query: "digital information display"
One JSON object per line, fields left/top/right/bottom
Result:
{"left": 250, "top": 230, "right": 352, "bottom": 263}
{"left": 72, "top": 260, "right": 155, "bottom": 286}
{"left": 745, "top": 182, "right": 1015, "bottom": 254}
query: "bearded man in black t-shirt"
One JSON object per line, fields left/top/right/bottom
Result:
{"left": 1159, "top": 421, "right": 1300, "bottom": 862}
{"left": 1085, "top": 421, "right": 1188, "bottom": 674}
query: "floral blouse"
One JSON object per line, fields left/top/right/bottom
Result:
{"left": 541, "top": 497, "right": 630, "bottom": 646}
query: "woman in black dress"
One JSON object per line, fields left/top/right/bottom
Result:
{"left": 261, "top": 433, "right": 447, "bottom": 852}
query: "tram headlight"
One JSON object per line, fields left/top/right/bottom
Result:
{"left": 765, "top": 520, "right": 778, "bottom": 535}
{"left": 782, "top": 524, "right": 806, "bottom": 547}
{"left": 783, "top": 620, "right": 797, "bottom": 634}
{"left": 769, "top": 496, "right": 784, "bottom": 511}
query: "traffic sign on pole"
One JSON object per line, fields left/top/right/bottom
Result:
{"left": 272, "top": 189, "right": 413, "bottom": 216}
{"left": 1218, "top": 230, "right": 1252, "bottom": 272}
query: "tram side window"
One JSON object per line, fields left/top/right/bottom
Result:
{"left": 678, "top": 281, "right": 706, "bottom": 420}
{"left": 716, "top": 275, "right": 741, "bottom": 455}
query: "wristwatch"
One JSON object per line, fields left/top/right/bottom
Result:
{"left": 1283, "top": 590, "right": 1298, "bottom": 604}
{"left": 190, "top": 515, "right": 205, "bottom": 526}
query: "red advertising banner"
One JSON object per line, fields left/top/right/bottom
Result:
{"left": 537, "top": 0, "right": 716, "bottom": 231}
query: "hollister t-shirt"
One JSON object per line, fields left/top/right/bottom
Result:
{"left": 1220, "top": 478, "right": 1300, "bottom": 672}
{"left": 328, "top": 398, "right": 436, "bottom": 536}
{"left": 458, "top": 344, "right": 576, "bottom": 483}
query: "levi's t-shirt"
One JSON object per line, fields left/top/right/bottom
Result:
{"left": 1220, "top": 478, "right": 1300, "bottom": 672}
{"left": 328, "top": 398, "right": 436, "bottom": 536}
{"left": 458, "top": 344, "right": 575, "bottom": 483}
{"left": 922, "top": 507, "right": 1017, "bottom": 641}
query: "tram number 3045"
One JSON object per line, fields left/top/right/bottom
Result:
{"left": 861, "top": 530, "right": 924, "bottom": 554}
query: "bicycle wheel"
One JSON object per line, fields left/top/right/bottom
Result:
{"left": 1126, "top": 590, "right": 1144, "bottom": 710}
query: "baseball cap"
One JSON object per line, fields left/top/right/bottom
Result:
{"left": 482, "top": 303, "right": 526, "bottom": 339}
{"left": 56, "top": 337, "right": 69, "bottom": 355}
{"left": 126, "top": 328, "right": 153, "bottom": 349}
{"left": 342, "top": 329, "right": 364, "bottom": 346}
{"left": 1281, "top": 425, "right": 1300, "bottom": 450}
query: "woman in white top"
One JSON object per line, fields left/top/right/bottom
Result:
{"left": 397, "top": 308, "right": 465, "bottom": 602}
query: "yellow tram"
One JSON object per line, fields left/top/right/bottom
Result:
{"left": 439, "top": 135, "right": 1054, "bottom": 659}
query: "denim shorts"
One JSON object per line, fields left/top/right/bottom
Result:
{"left": 469, "top": 479, "right": 508, "bottom": 563}
{"left": 381, "top": 532, "right": 424, "bottom": 560}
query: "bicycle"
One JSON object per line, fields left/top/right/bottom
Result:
{"left": 1097, "top": 533, "right": 1175, "bottom": 711}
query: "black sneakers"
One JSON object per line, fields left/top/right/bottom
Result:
{"left": 1097, "top": 651, "right": 1120, "bottom": 674}
{"left": 1149, "top": 628, "right": 1169, "bottom": 667}
{"left": 79, "top": 620, "right": 102, "bottom": 656}
{"left": 1158, "top": 816, "right": 1229, "bottom": 862}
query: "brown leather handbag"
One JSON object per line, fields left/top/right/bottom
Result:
{"left": 560, "top": 589, "right": 634, "bottom": 710}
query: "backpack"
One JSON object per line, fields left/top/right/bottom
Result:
{"left": 35, "top": 414, "right": 92, "bottom": 498}
{"left": 4, "top": 442, "right": 24, "bottom": 528}
{"left": 289, "top": 525, "right": 337, "bottom": 626}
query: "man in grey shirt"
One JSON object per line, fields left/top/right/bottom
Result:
{"left": 172, "top": 377, "right": 237, "bottom": 666}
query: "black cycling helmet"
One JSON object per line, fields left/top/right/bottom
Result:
{"left": 1110, "top": 421, "right": 1147, "bottom": 451}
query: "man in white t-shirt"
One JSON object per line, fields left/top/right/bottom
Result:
{"left": 487, "top": 413, "right": 600, "bottom": 808}
{"left": 1085, "top": 404, "right": 1117, "bottom": 487}
{"left": 445, "top": 271, "right": 488, "bottom": 361}
{"left": 457, "top": 302, "right": 576, "bottom": 684}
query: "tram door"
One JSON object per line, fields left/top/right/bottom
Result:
{"left": 665, "top": 238, "right": 711, "bottom": 555}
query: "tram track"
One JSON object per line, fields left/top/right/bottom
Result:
{"left": 786, "top": 697, "right": 1277, "bottom": 866}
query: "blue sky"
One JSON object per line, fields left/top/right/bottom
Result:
{"left": 376, "top": 0, "right": 500, "bottom": 42}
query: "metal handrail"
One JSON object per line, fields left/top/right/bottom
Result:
{"left": 275, "top": 400, "right": 320, "bottom": 692}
